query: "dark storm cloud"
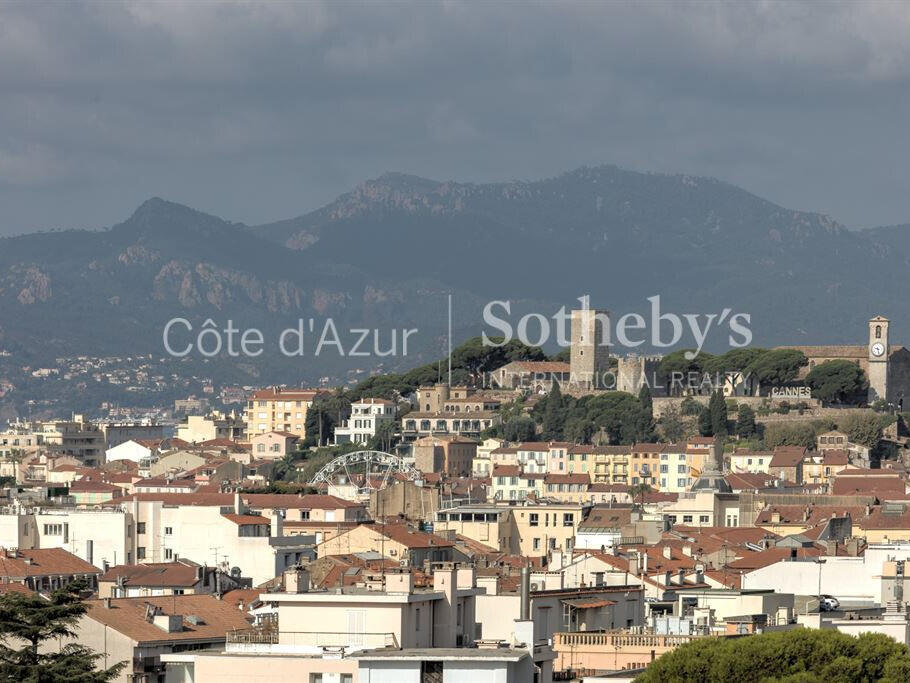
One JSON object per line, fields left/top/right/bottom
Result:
{"left": 1, "top": 1, "right": 909, "bottom": 235}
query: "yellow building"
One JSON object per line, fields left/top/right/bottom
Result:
{"left": 591, "top": 446, "right": 631, "bottom": 485}
{"left": 246, "top": 387, "right": 325, "bottom": 439}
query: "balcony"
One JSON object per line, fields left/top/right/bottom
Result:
{"left": 226, "top": 628, "right": 399, "bottom": 654}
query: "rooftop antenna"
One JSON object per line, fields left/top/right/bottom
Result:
{"left": 447, "top": 294, "right": 452, "bottom": 387}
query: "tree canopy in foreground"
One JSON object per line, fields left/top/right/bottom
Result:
{"left": 634, "top": 628, "right": 910, "bottom": 683}
{"left": 0, "top": 580, "right": 124, "bottom": 682}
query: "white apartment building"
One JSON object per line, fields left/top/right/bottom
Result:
{"left": 0, "top": 507, "right": 135, "bottom": 568}
{"left": 0, "top": 416, "right": 105, "bottom": 466}
{"left": 334, "top": 398, "right": 397, "bottom": 445}
{"left": 728, "top": 449, "right": 774, "bottom": 475}
{"left": 125, "top": 496, "right": 316, "bottom": 585}
{"left": 166, "top": 566, "right": 550, "bottom": 683}
{"left": 176, "top": 412, "right": 246, "bottom": 443}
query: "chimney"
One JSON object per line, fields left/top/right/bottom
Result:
{"left": 826, "top": 540, "right": 838, "bottom": 556}
{"left": 103, "top": 597, "right": 112, "bottom": 609}
{"left": 677, "top": 569, "right": 685, "bottom": 585}
{"left": 477, "top": 575, "right": 499, "bottom": 596}
{"left": 233, "top": 492, "right": 242, "bottom": 515}
{"left": 385, "top": 571, "right": 415, "bottom": 594}
{"left": 520, "top": 567, "right": 531, "bottom": 621}
{"left": 771, "top": 511, "right": 781, "bottom": 524}
{"left": 664, "top": 570, "right": 672, "bottom": 586}
{"left": 284, "top": 567, "right": 310, "bottom": 594}
{"left": 270, "top": 512, "right": 283, "bottom": 537}
{"left": 682, "top": 545, "right": 693, "bottom": 557}
{"left": 662, "top": 546, "right": 672, "bottom": 560}
{"left": 641, "top": 552, "right": 648, "bottom": 574}
{"left": 86, "top": 539, "right": 93, "bottom": 567}
{"left": 628, "top": 554, "right": 640, "bottom": 576}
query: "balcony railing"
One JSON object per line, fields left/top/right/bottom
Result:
{"left": 226, "top": 628, "right": 399, "bottom": 653}
{"left": 554, "top": 630, "right": 702, "bottom": 649}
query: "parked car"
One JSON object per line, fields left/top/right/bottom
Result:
{"left": 819, "top": 595, "right": 840, "bottom": 611}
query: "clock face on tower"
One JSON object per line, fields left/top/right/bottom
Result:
{"left": 872, "top": 342, "right": 886, "bottom": 357}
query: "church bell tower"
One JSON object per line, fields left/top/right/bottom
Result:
{"left": 868, "top": 316, "right": 890, "bottom": 404}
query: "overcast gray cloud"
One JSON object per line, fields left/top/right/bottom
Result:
{"left": 1, "top": 0, "right": 909, "bottom": 235}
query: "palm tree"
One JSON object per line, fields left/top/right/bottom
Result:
{"left": 628, "top": 482, "right": 653, "bottom": 507}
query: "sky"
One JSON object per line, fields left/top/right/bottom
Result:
{"left": 1, "top": 1, "right": 910, "bottom": 236}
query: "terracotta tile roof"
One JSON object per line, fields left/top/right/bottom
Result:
{"left": 222, "top": 514, "right": 269, "bottom": 526}
{"left": 672, "top": 526, "right": 779, "bottom": 547}
{"left": 249, "top": 388, "right": 322, "bottom": 400}
{"left": 516, "top": 441, "right": 573, "bottom": 450}
{"left": 101, "top": 561, "right": 201, "bottom": 588}
{"left": 588, "top": 484, "right": 632, "bottom": 493}
{"left": 545, "top": 473, "right": 591, "bottom": 485}
{"left": 770, "top": 446, "right": 807, "bottom": 467}
{"left": 197, "top": 438, "right": 247, "bottom": 449}
{"left": 755, "top": 504, "right": 869, "bottom": 526}
{"left": 257, "top": 431, "right": 300, "bottom": 439}
{"left": 0, "top": 582, "right": 37, "bottom": 595}
{"left": 819, "top": 450, "right": 850, "bottom": 465}
{"left": 726, "top": 545, "right": 824, "bottom": 571}
{"left": 724, "top": 472, "right": 778, "bottom": 491}
{"left": 832, "top": 475, "right": 906, "bottom": 496}
{"left": 108, "top": 492, "right": 362, "bottom": 510}
{"left": 135, "top": 478, "right": 198, "bottom": 489}
{"left": 0, "top": 548, "right": 100, "bottom": 579}
{"left": 374, "top": 524, "right": 454, "bottom": 548}
{"left": 592, "top": 446, "right": 633, "bottom": 455}
{"left": 221, "top": 588, "right": 263, "bottom": 612}
{"left": 579, "top": 508, "right": 632, "bottom": 531}
{"left": 492, "top": 465, "right": 521, "bottom": 477}
{"left": 857, "top": 506, "right": 910, "bottom": 530}
{"left": 70, "top": 480, "right": 125, "bottom": 494}
{"left": 85, "top": 594, "right": 252, "bottom": 643}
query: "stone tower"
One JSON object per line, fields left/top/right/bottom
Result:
{"left": 868, "top": 315, "right": 890, "bottom": 404}
{"left": 570, "top": 308, "right": 611, "bottom": 389}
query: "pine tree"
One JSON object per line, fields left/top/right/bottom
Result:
{"left": 635, "top": 386, "right": 656, "bottom": 442}
{"left": 709, "top": 390, "right": 728, "bottom": 437}
{"left": 541, "top": 383, "right": 567, "bottom": 440}
{"left": 735, "top": 404, "right": 757, "bottom": 438}
{"left": 697, "top": 405, "right": 713, "bottom": 437}
{"left": 0, "top": 580, "right": 125, "bottom": 682}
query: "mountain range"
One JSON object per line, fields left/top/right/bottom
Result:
{"left": 1, "top": 164, "right": 909, "bottom": 400}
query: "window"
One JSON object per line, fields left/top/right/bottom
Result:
{"left": 529, "top": 513, "right": 539, "bottom": 527}
{"left": 137, "top": 547, "right": 146, "bottom": 560}
{"left": 341, "top": 675, "right": 353, "bottom": 683}
{"left": 164, "top": 527, "right": 173, "bottom": 535}
{"left": 421, "top": 662, "right": 443, "bottom": 682}
{"left": 533, "top": 537, "right": 540, "bottom": 551}
{"left": 549, "top": 538, "right": 557, "bottom": 550}
{"left": 43, "top": 524, "right": 63, "bottom": 535}
{"left": 563, "top": 513, "right": 574, "bottom": 527}
{"left": 699, "top": 515, "right": 709, "bottom": 524}
{"left": 165, "top": 548, "right": 173, "bottom": 560}
{"left": 660, "top": 464, "right": 668, "bottom": 473}
{"left": 310, "top": 675, "right": 323, "bottom": 683}
{"left": 682, "top": 515, "right": 693, "bottom": 523}
{"left": 677, "top": 464, "right": 687, "bottom": 473}
{"left": 257, "top": 444, "right": 265, "bottom": 453}
{"left": 136, "top": 522, "right": 146, "bottom": 534}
